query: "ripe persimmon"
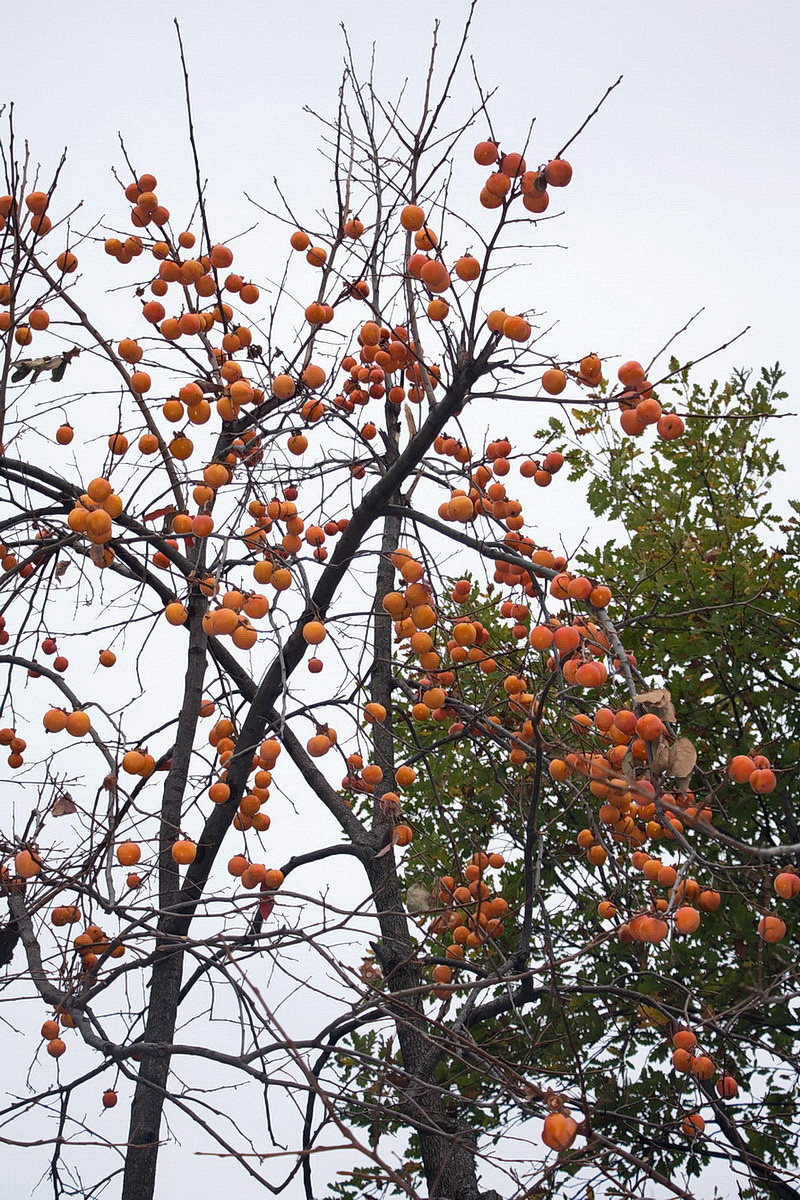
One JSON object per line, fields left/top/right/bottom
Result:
{"left": 681, "top": 1113, "right": 705, "bottom": 1138}
{"left": 544, "top": 159, "right": 573, "bottom": 187}
{"left": 690, "top": 1055, "right": 714, "bottom": 1081}
{"left": 165, "top": 602, "right": 188, "bottom": 626}
{"left": 116, "top": 842, "right": 141, "bottom": 866}
{"left": 130, "top": 371, "right": 151, "bottom": 394}
{"left": 171, "top": 839, "right": 197, "bottom": 865}
{"left": 66, "top": 710, "right": 91, "bottom": 737}
{"left": 400, "top": 204, "right": 425, "bottom": 232}
{"left": 485, "top": 172, "right": 511, "bottom": 198}
{"left": 43, "top": 708, "right": 68, "bottom": 733}
{"left": 542, "top": 1111, "right": 578, "bottom": 1151}
{"left": 728, "top": 754, "right": 756, "bottom": 782}
{"left": 674, "top": 906, "right": 701, "bottom": 935}
{"left": 307, "top": 734, "right": 333, "bottom": 757}
{"left": 618, "top": 360, "right": 645, "bottom": 387}
{"left": 758, "top": 914, "right": 786, "bottom": 943}
{"left": 541, "top": 368, "right": 567, "bottom": 395}
{"left": 209, "top": 244, "right": 233, "bottom": 269}
{"left": 392, "top": 824, "right": 413, "bottom": 846}
{"left": 414, "top": 227, "right": 438, "bottom": 251}
{"left": 774, "top": 871, "right": 800, "bottom": 899}
{"left": 420, "top": 260, "right": 450, "bottom": 293}
{"left": 15, "top": 850, "right": 42, "bottom": 878}
{"left": 473, "top": 140, "right": 498, "bottom": 165}
{"left": 302, "top": 363, "right": 326, "bottom": 389}
{"left": 716, "top": 1074, "right": 739, "bottom": 1100}
{"left": 635, "top": 713, "right": 665, "bottom": 741}
{"left": 750, "top": 768, "right": 777, "bottom": 794}
{"left": 672, "top": 1047, "right": 694, "bottom": 1072}
{"left": 502, "top": 316, "right": 533, "bottom": 346}
{"left": 455, "top": 255, "right": 480, "bottom": 281}
{"left": 479, "top": 187, "right": 504, "bottom": 209}
{"left": 522, "top": 190, "right": 550, "bottom": 214}
{"left": 697, "top": 889, "right": 721, "bottom": 913}
{"left": 657, "top": 413, "right": 685, "bottom": 440}
{"left": 122, "top": 750, "right": 146, "bottom": 774}
{"left": 302, "top": 620, "right": 326, "bottom": 645}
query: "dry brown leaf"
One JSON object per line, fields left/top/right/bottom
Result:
{"left": 620, "top": 751, "right": 637, "bottom": 783}
{"left": 52, "top": 792, "right": 76, "bottom": 816}
{"left": 142, "top": 504, "right": 177, "bottom": 524}
{"left": 649, "top": 738, "right": 671, "bottom": 777}
{"left": 667, "top": 737, "right": 697, "bottom": 780}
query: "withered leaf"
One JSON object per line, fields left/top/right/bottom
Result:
{"left": 635, "top": 688, "right": 676, "bottom": 724}
{"left": 649, "top": 738, "right": 671, "bottom": 777}
{"left": 667, "top": 737, "right": 697, "bottom": 781}
{"left": 405, "top": 882, "right": 432, "bottom": 913}
{"left": 52, "top": 792, "right": 77, "bottom": 816}
{"left": 141, "top": 504, "right": 177, "bottom": 524}
{"left": 620, "top": 750, "right": 637, "bottom": 783}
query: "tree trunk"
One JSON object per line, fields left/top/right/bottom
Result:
{"left": 121, "top": 946, "right": 185, "bottom": 1200}
{"left": 121, "top": 611, "right": 207, "bottom": 1200}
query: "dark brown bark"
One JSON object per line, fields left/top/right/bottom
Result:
{"left": 121, "top": 605, "right": 208, "bottom": 1200}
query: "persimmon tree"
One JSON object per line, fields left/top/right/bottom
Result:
{"left": 1, "top": 15, "right": 798, "bottom": 1200}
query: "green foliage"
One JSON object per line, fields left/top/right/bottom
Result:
{"left": 333, "top": 366, "right": 800, "bottom": 1198}
{"left": 572, "top": 363, "right": 799, "bottom": 818}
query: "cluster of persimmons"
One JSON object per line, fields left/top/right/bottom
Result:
{"left": 0, "top": 128, "right": 785, "bottom": 1162}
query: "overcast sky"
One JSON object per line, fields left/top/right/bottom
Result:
{"left": 6, "top": 0, "right": 798, "bottom": 517}
{"left": 3, "top": 3, "right": 799, "bottom": 1196}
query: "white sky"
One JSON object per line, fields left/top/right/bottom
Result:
{"left": 3, "top": 3, "right": 799, "bottom": 1197}
{"left": 6, "top": 0, "right": 798, "bottom": 523}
